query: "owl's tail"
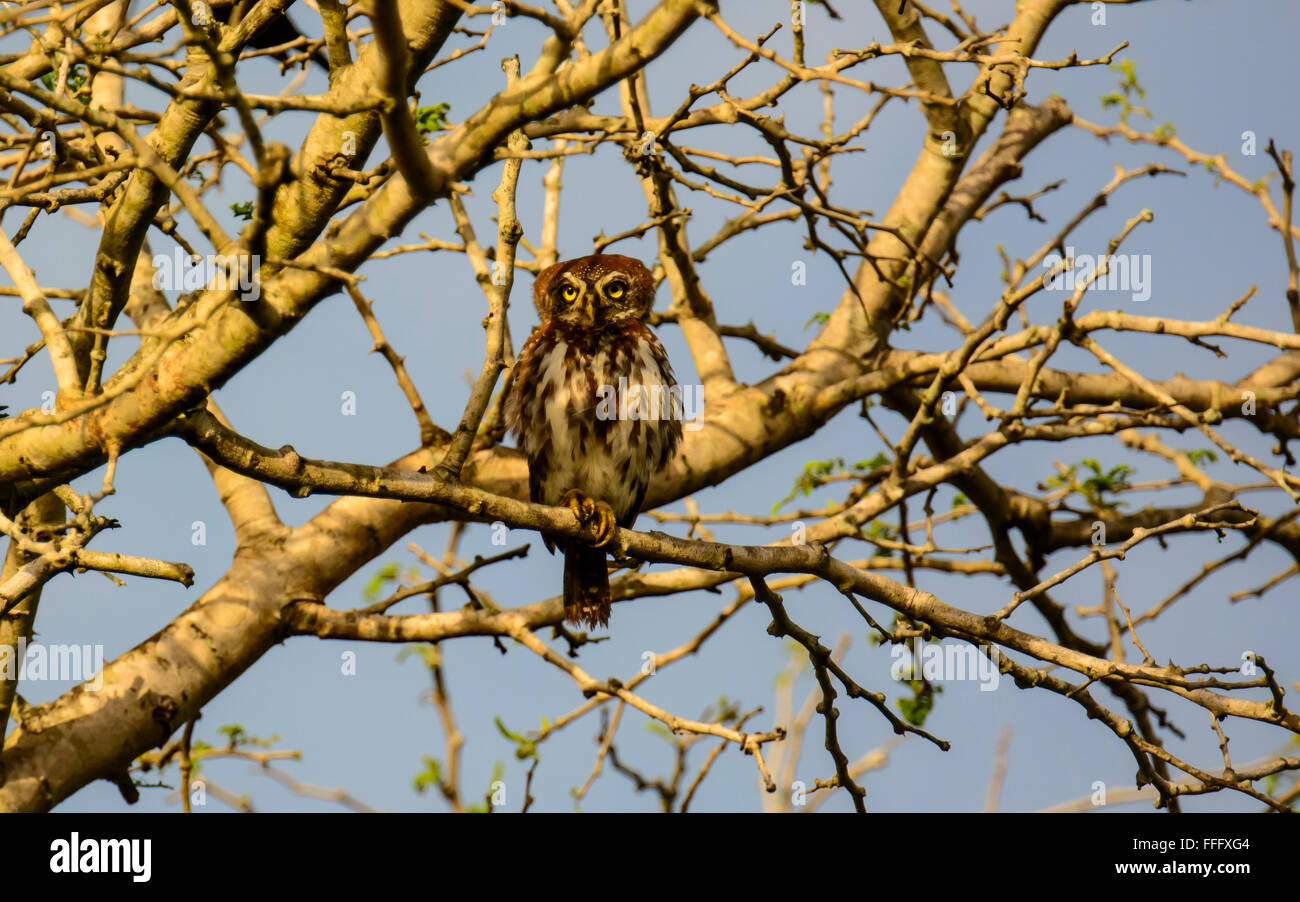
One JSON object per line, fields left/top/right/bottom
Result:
{"left": 562, "top": 542, "right": 611, "bottom": 629}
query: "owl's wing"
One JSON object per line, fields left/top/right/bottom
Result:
{"left": 621, "top": 474, "right": 649, "bottom": 529}
{"left": 527, "top": 437, "right": 561, "bottom": 556}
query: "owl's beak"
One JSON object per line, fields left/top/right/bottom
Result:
{"left": 581, "top": 296, "right": 595, "bottom": 324}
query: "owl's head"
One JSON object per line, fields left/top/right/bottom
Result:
{"left": 533, "top": 254, "right": 655, "bottom": 329}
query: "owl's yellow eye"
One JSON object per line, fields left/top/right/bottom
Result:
{"left": 605, "top": 281, "right": 626, "bottom": 300}
{"left": 560, "top": 284, "right": 579, "bottom": 302}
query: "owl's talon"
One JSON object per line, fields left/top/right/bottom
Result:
{"left": 561, "top": 488, "right": 596, "bottom": 525}
{"left": 560, "top": 489, "right": 617, "bottom": 548}
{"left": 588, "top": 501, "right": 617, "bottom": 549}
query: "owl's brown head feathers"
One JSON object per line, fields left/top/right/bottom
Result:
{"left": 532, "top": 254, "right": 655, "bottom": 328}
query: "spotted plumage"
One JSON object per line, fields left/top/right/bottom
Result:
{"left": 505, "top": 255, "right": 683, "bottom": 629}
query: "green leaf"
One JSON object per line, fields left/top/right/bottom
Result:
{"left": 414, "top": 102, "right": 451, "bottom": 135}
{"left": 495, "top": 716, "right": 538, "bottom": 760}
{"left": 645, "top": 722, "right": 675, "bottom": 742}
{"left": 1047, "top": 459, "right": 1136, "bottom": 511}
{"left": 773, "top": 457, "right": 857, "bottom": 511}
{"left": 413, "top": 755, "right": 443, "bottom": 794}
{"left": 363, "top": 561, "right": 401, "bottom": 601}
{"left": 896, "top": 678, "right": 943, "bottom": 727}
{"left": 853, "top": 454, "right": 889, "bottom": 473}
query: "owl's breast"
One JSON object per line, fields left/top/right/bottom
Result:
{"left": 510, "top": 323, "right": 683, "bottom": 520}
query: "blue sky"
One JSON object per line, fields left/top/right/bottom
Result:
{"left": 2, "top": 0, "right": 1298, "bottom": 812}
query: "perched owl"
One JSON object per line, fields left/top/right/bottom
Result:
{"left": 505, "top": 254, "right": 684, "bottom": 629}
